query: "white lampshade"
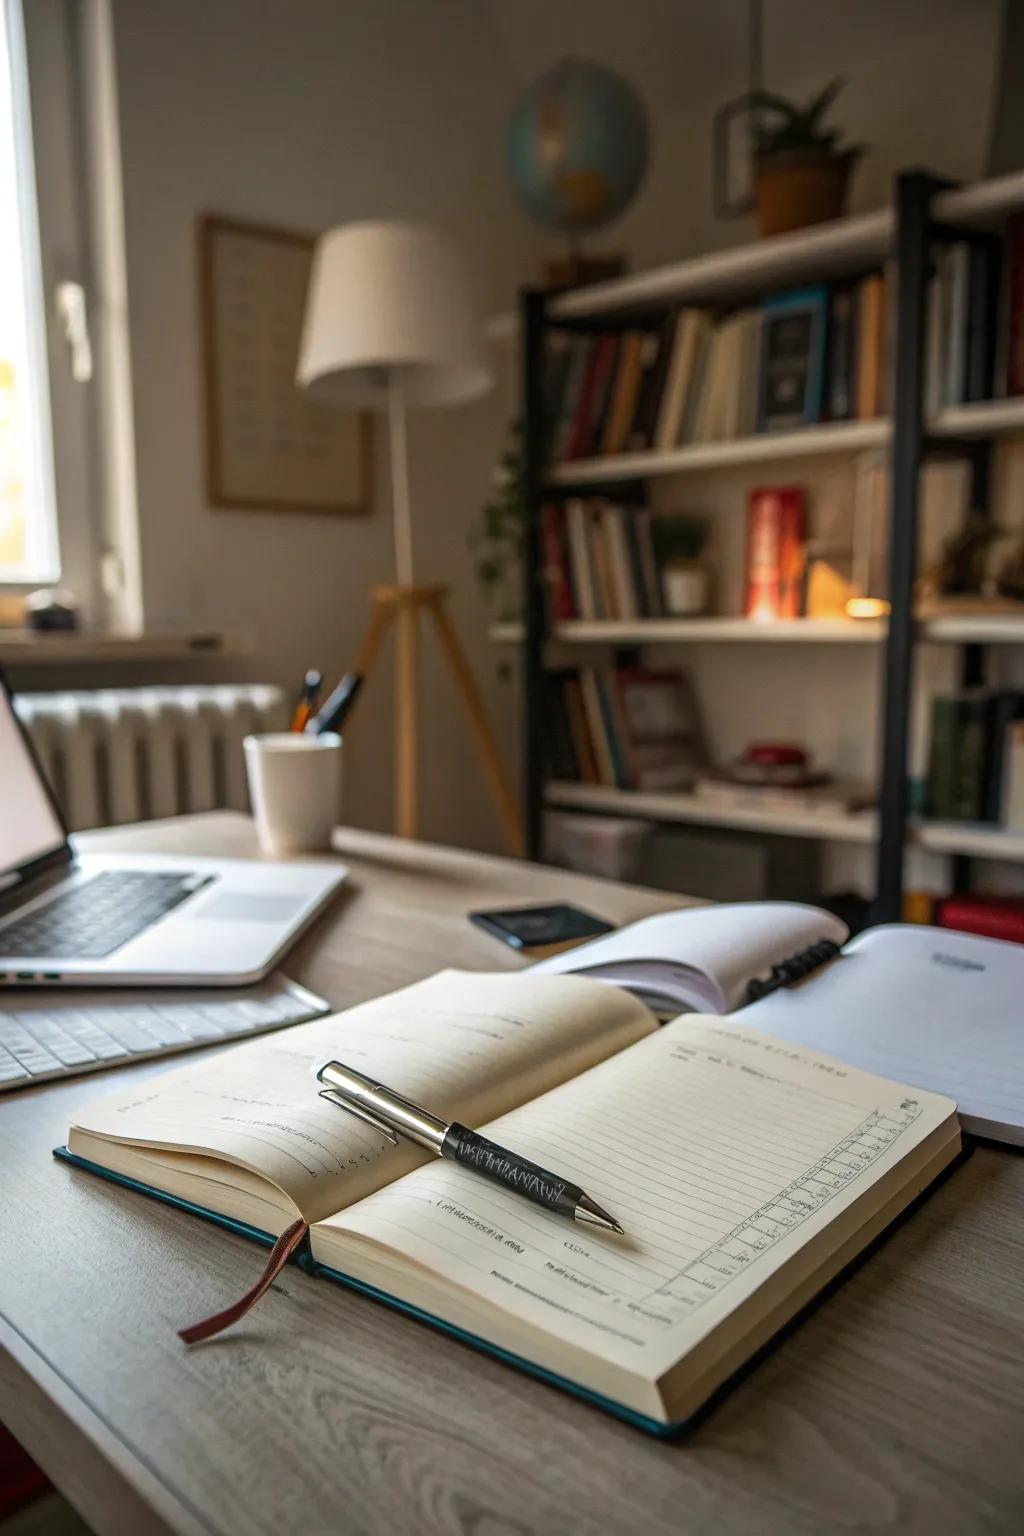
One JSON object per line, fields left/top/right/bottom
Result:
{"left": 296, "top": 220, "right": 492, "bottom": 409}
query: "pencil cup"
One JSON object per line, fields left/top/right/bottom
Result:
{"left": 243, "top": 732, "right": 342, "bottom": 856}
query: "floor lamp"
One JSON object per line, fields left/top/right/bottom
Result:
{"left": 297, "top": 220, "right": 523, "bottom": 854}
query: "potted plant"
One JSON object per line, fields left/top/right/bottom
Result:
{"left": 747, "top": 77, "right": 864, "bottom": 237}
{"left": 652, "top": 514, "right": 712, "bottom": 616}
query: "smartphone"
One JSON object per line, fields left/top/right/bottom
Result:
{"left": 469, "top": 903, "right": 614, "bottom": 956}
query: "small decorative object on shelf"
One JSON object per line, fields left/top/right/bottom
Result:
{"left": 931, "top": 510, "right": 1004, "bottom": 599}
{"left": 696, "top": 741, "right": 874, "bottom": 817}
{"left": 505, "top": 56, "right": 649, "bottom": 285}
{"left": 652, "top": 514, "right": 712, "bottom": 616}
{"left": 713, "top": 72, "right": 864, "bottom": 236}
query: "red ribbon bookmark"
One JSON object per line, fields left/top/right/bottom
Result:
{"left": 178, "top": 1218, "right": 308, "bottom": 1345}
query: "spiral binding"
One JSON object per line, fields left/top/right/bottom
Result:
{"left": 744, "top": 937, "right": 842, "bottom": 1004}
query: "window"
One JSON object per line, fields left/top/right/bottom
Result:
{"left": 0, "top": 0, "right": 59, "bottom": 585}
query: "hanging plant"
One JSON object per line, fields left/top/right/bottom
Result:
{"left": 469, "top": 420, "right": 526, "bottom": 622}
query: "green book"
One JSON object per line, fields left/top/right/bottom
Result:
{"left": 927, "top": 697, "right": 961, "bottom": 819}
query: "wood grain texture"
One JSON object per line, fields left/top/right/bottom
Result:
{"left": 2, "top": 813, "right": 1023, "bottom": 1536}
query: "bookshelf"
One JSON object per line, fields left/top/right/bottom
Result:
{"left": 515, "top": 169, "right": 1024, "bottom": 918}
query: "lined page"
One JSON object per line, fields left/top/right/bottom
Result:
{"left": 69, "top": 970, "right": 655, "bottom": 1224}
{"left": 318, "top": 1017, "right": 954, "bottom": 1374}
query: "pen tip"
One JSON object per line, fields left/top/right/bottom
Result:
{"left": 575, "top": 1194, "right": 624, "bottom": 1235}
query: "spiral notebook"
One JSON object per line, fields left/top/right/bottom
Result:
{"left": 532, "top": 900, "right": 849, "bottom": 1013}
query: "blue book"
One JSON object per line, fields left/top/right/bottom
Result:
{"left": 51, "top": 957, "right": 964, "bottom": 1434}
{"left": 757, "top": 285, "right": 829, "bottom": 430}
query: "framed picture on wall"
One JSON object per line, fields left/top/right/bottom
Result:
{"left": 199, "top": 213, "right": 373, "bottom": 514}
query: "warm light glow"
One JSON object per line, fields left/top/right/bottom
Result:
{"left": 845, "top": 597, "right": 891, "bottom": 620}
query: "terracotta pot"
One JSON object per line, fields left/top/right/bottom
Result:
{"left": 754, "top": 150, "right": 856, "bottom": 237}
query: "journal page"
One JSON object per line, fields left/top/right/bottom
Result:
{"left": 317, "top": 1016, "right": 955, "bottom": 1377}
{"left": 67, "top": 969, "right": 655, "bottom": 1225}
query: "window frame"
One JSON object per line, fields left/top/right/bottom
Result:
{"left": 3, "top": 0, "right": 101, "bottom": 617}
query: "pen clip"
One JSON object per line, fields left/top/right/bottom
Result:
{"left": 318, "top": 1088, "right": 399, "bottom": 1145}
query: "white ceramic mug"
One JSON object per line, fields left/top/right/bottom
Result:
{"left": 243, "top": 732, "right": 342, "bottom": 856}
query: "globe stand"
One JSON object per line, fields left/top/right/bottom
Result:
{"left": 542, "top": 252, "right": 626, "bottom": 288}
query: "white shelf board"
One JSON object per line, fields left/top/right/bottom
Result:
{"left": 548, "top": 419, "right": 889, "bottom": 486}
{"left": 934, "top": 171, "right": 1024, "bottom": 229}
{"left": 490, "top": 614, "right": 1024, "bottom": 646}
{"left": 922, "top": 612, "right": 1024, "bottom": 643}
{"left": 490, "top": 617, "right": 885, "bottom": 645}
{"left": 914, "top": 820, "right": 1024, "bottom": 862}
{"left": 545, "top": 783, "right": 1024, "bottom": 862}
{"left": 546, "top": 210, "right": 893, "bottom": 321}
{"left": 545, "top": 781, "right": 877, "bottom": 844}
{"left": 931, "top": 398, "right": 1024, "bottom": 439}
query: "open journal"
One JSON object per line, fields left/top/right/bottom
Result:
{"left": 60, "top": 968, "right": 961, "bottom": 1433}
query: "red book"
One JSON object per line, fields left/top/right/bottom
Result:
{"left": 744, "top": 486, "right": 805, "bottom": 621}
{"left": 565, "top": 335, "right": 616, "bottom": 459}
{"left": 937, "top": 895, "right": 1024, "bottom": 945}
{"left": 1008, "top": 214, "right": 1024, "bottom": 395}
{"left": 540, "top": 505, "right": 574, "bottom": 624}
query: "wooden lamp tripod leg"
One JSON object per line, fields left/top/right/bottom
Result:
{"left": 427, "top": 593, "right": 525, "bottom": 857}
{"left": 393, "top": 596, "right": 420, "bottom": 837}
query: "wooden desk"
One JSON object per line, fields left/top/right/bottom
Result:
{"left": 1, "top": 815, "right": 1022, "bottom": 1536}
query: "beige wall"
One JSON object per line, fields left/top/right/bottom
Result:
{"left": 109, "top": 0, "right": 532, "bottom": 852}
{"left": 109, "top": 0, "right": 1005, "bottom": 853}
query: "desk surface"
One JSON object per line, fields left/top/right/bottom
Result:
{"left": 2, "top": 814, "right": 1022, "bottom": 1536}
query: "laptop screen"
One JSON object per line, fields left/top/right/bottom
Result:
{"left": 0, "top": 682, "right": 67, "bottom": 880}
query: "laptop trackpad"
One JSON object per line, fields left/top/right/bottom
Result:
{"left": 195, "top": 892, "right": 306, "bottom": 924}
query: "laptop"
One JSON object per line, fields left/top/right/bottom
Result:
{"left": 0, "top": 670, "right": 347, "bottom": 986}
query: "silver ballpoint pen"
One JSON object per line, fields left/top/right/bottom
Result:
{"left": 317, "top": 1059, "right": 624, "bottom": 1234}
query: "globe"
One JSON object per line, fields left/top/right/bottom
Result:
{"left": 506, "top": 58, "right": 649, "bottom": 235}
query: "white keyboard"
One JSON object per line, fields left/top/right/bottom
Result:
{"left": 0, "top": 974, "right": 330, "bottom": 1090}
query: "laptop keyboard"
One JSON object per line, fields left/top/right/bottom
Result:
{"left": 0, "top": 976, "right": 330, "bottom": 1088}
{"left": 0, "top": 870, "right": 208, "bottom": 960}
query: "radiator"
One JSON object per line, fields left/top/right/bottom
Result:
{"left": 13, "top": 684, "right": 287, "bottom": 831}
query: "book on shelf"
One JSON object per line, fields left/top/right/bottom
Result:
{"left": 825, "top": 285, "right": 857, "bottom": 421}
{"left": 565, "top": 334, "right": 618, "bottom": 459}
{"left": 545, "top": 665, "right": 706, "bottom": 793}
{"left": 926, "top": 689, "right": 1024, "bottom": 825}
{"left": 744, "top": 486, "right": 805, "bottom": 621}
{"left": 79, "top": 900, "right": 1024, "bottom": 1430}
{"left": 627, "top": 314, "right": 676, "bottom": 451}
{"left": 600, "top": 329, "right": 647, "bottom": 454}
{"left": 542, "top": 499, "right": 663, "bottom": 625}
{"left": 855, "top": 271, "right": 887, "bottom": 420}
{"left": 1006, "top": 212, "right": 1024, "bottom": 396}
{"left": 757, "top": 286, "right": 827, "bottom": 430}
{"left": 937, "top": 894, "right": 1024, "bottom": 944}
{"left": 539, "top": 214, "right": 1024, "bottom": 468}
{"left": 653, "top": 309, "right": 713, "bottom": 449}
